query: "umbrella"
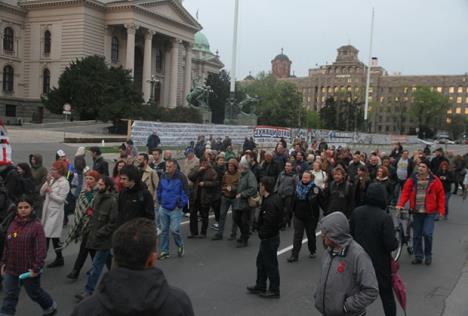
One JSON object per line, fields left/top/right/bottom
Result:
{"left": 391, "top": 258, "right": 407, "bottom": 316}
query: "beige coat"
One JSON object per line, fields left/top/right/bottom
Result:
{"left": 40, "top": 176, "right": 70, "bottom": 238}
{"left": 141, "top": 166, "right": 159, "bottom": 200}
{"left": 181, "top": 157, "right": 199, "bottom": 187}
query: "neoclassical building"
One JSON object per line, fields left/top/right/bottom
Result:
{"left": 0, "top": 0, "right": 223, "bottom": 123}
{"left": 272, "top": 45, "right": 468, "bottom": 134}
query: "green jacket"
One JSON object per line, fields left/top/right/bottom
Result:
{"left": 233, "top": 169, "right": 257, "bottom": 211}
{"left": 86, "top": 191, "right": 118, "bottom": 250}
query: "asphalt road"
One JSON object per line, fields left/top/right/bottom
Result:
{"left": 1, "top": 194, "right": 467, "bottom": 316}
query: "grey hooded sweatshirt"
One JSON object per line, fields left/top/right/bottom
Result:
{"left": 315, "top": 212, "right": 379, "bottom": 316}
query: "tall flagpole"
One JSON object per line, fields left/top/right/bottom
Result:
{"left": 364, "top": 7, "right": 375, "bottom": 132}
{"left": 230, "top": 0, "right": 240, "bottom": 94}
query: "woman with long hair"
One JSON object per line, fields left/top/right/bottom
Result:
{"left": 40, "top": 161, "right": 70, "bottom": 268}
{"left": 436, "top": 161, "right": 454, "bottom": 220}
{"left": 0, "top": 195, "right": 57, "bottom": 315}
{"left": 374, "top": 166, "right": 394, "bottom": 205}
{"left": 112, "top": 160, "right": 126, "bottom": 193}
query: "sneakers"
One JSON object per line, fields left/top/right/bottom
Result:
{"left": 47, "top": 257, "right": 64, "bottom": 268}
{"left": 246, "top": 285, "right": 266, "bottom": 294}
{"left": 210, "top": 223, "right": 219, "bottom": 231}
{"left": 425, "top": 258, "right": 432, "bottom": 265}
{"left": 411, "top": 258, "right": 423, "bottom": 265}
{"left": 158, "top": 252, "right": 170, "bottom": 260}
{"left": 177, "top": 246, "right": 185, "bottom": 257}
{"left": 287, "top": 255, "right": 298, "bottom": 263}
{"left": 259, "top": 291, "right": 280, "bottom": 299}
{"left": 75, "top": 291, "right": 91, "bottom": 302}
{"left": 309, "top": 253, "right": 317, "bottom": 259}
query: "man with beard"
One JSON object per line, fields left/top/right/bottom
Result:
{"left": 347, "top": 152, "right": 365, "bottom": 184}
{"left": 90, "top": 147, "right": 109, "bottom": 176}
{"left": 325, "top": 166, "right": 355, "bottom": 218}
{"left": 150, "top": 148, "right": 164, "bottom": 178}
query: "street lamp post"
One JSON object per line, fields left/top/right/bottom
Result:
{"left": 147, "top": 75, "right": 159, "bottom": 105}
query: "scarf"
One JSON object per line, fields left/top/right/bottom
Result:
{"left": 295, "top": 181, "right": 315, "bottom": 200}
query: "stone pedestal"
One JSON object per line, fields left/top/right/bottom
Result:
{"left": 199, "top": 108, "right": 212, "bottom": 124}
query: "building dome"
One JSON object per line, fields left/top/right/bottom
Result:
{"left": 273, "top": 48, "right": 290, "bottom": 62}
{"left": 194, "top": 32, "right": 211, "bottom": 53}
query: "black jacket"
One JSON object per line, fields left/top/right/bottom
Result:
{"left": 86, "top": 191, "right": 118, "bottom": 250}
{"left": 71, "top": 267, "right": 194, "bottom": 316}
{"left": 436, "top": 169, "right": 455, "bottom": 193}
{"left": 325, "top": 180, "right": 355, "bottom": 217}
{"left": 260, "top": 160, "right": 281, "bottom": 182}
{"left": 292, "top": 183, "right": 323, "bottom": 221}
{"left": 258, "top": 193, "right": 283, "bottom": 239}
{"left": 350, "top": 183, "right": 398, "bottom": 278}
{"left": 117, "top": 183, "right": 154, "bottom": 226}
{"left": 146, "top": 134, "right": 161, "bottom": 150}
{"left": 93, "top": 156, "right": 109, "bottom": 176}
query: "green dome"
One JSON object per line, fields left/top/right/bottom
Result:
{"left": 194, "top": 32, "right": 211, "bottom": 53}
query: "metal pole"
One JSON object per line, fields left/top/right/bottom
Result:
{"left": 230, "top": 0, "right": 239, "bottom": 95}
{"left": 364, "top": 7, "right": 375, "bottom": 131}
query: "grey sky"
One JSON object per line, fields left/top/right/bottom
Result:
{"left": 183, "top": 0, "right": 468, "bottom": 79}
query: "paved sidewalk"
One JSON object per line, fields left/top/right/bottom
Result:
{"left": 442, "top": 252, "right": 468, "bottom": 315}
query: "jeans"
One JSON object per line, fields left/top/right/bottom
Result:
{"left": 256, "top": 236, "right": 280, "bottom": 293}
{"left": 412, "top": 213, "right": 436, "bottom": 260}
{"left": 159, "top": 207, "right": 184, "bottom": 254}
{"left": 292, "top": 215, "right": 318, "bottom": 257}
{"left": 444, "top": 192, "right": 451, "bottom": 218}
{"left": 216, "top": 197, "right": 234, "bottom": 237}
{"left": 154, "top": 206, "right": 161, "bottom": 230}
{"left": 84, "top": 250, "right": 111, "bottom": 294}
{"left": 233, "top": 208, "right": 252, "bottom": 243}
{"left": 1, "top": 274, "right": 55, "bottom": 316}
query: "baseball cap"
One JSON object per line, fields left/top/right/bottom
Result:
{"left": 56, "top": 149, "right": 66, "bottom": 157}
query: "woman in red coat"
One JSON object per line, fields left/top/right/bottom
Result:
{"left": 397, "top": 161, "right": 445, "bottom": 266}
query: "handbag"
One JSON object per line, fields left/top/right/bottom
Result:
{"left": 248, "top": 192, "right": 261, "bottom": 208}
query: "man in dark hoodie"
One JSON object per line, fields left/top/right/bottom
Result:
{"left": 71, "top": 218, "right": 194, "bottom": 316}
{"left": 29, "top": 153, "right": 48, "bottom": 191}
{"left": 350, "top": 183, "right": 399, "bottom": 316}
{"left": 315, "top": 212, "right": 378, "bottom": 316}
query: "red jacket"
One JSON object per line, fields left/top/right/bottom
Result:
{"left": 398, "top": 173, "right": 445, "bottom": 216}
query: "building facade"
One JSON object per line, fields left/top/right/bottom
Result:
{"left": 0, "top": 0, "right": 223, "bottom": 123}
{"left": 274, "top": 45, "right": 468, "bottom": 134}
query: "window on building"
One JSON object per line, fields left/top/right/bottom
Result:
{"left": 465, "top": 108, "right": 468, "bottom": 115}
{"left": 327, "top": 86, "right": 332, "bottom": 93}
{"left": 465, "top": 97, "right": 468, "bottom": 104}
{"left": 44, "top": 30, "right": 51, "bottom": 55}
{"left": 321, "top": 96, "right": 325, "bottom": 102}
{"left": 2, "top": 65, "right": 14, "bottom": 92}
{"left": 386, "top": 126, "right": 390, "bottom": 132}
{"left": 5, "top": 104, "right": 16, "bottom": 117}
{"left": 369, "top": 96, "right": 373, "bottom": 102}
{"left": 378, "top": 126, "right": 382, "bottom": 132}
{"left": 321, "top": 87, "right": 325, "bottom": 93}
{"left": 449, "top": 97, "right": 453, "bottom": 102}
{"left": 347, "top": 78, "right": 352, "bottom": 83}
{"left": 111, "top": 36, "right": 119, "bottom": 64}
{"left": 458, "top": 86, "right": 463, "bottom": 93}
{"left": 395, "top": 96, "right": 399, "bottom": 102}
{"left": 456, "top": 107, "right": 461, "bottom": 114}
{"left": 380, "top": 96, "right": 384, "bottom": 102}
{"left": 447, "top": 109, "right": 452, "bottom": 114}
{"left": 334, "top": 86, "right": 338, "bottom": 93}
{"left": 3, "top": 27, "right": 14, "bottom": 52}
{"left": 449, "top": 87, "right": 455, "bottom": 93}
{"left": 466, "top": 87, "right": 468, "bottom": 93}
{"left": 369, "top": 87, "right": 373, "bottom": 93}
{"left": 404, "top": 87, "right": 409, "bottom": 94}
{"left": 412, "top": 87, "right": 416, "bottom": 92}
{"left": 42, "top": 68, "right": 50, "bottom": 95}
{"left": 436, "top": 87, "right": 442, "bottom": 93}
{"left": 457, "top": 97, "right": 462, "bottom": 104}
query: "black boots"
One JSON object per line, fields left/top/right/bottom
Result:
{"left": 47, "top": 257, "right": 64, "bottom": 268}
{"left": 67, "top": 270, "right": 79, "bottom": 280}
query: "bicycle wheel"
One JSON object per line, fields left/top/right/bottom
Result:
{"left": 392, "top": 226, "right": 403, "bottom": 261}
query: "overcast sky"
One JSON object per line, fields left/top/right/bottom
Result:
{"left": 183, "top": 0, "right": 468, "bottom": 79}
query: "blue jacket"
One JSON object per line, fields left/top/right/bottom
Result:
{"left": 157, "top": 171, "right": 188, "bottom": 211}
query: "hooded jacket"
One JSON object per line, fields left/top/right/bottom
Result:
{"left": 350, "top": 183, "right": 398, "bottom": 278}
{"left": 117, "top": 183, "right": 154, "bottom": 226}
{"left": 86, "top": 191, "right": 118, "bottom": 250}
{"left": 29, "top": 154, "right": 48, "bottom": 190}
{"left": 315, "top": 212, "right": 379, "bottom": 316}
{"left": 274, "top": 170, "right": 297, "bottom": 197}
{"left": 71, "top": 267, "right": 194, "bottom": 316}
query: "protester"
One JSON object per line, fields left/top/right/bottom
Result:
{"left": 111, "top": 160, "right": 126, "bottom": 192}
{"left": 247, "top": 177, "right": 282, "bottom": 298}
{"left": 367, "top": 154, "right": 380, "bottom": 180}
{"left": 150, "top": 148, "right": 165, "bottom": 178}
{"left": 157, "top": 159, "right": 188, "bottom": 259}
{"left": 374, "top": 166, "right": 395, "bottom": 204}
{"left": 324, "top": 166, "right": 354, "bottom": 217}
{"left": 63, "top": 170, "right": 101, "bottom": 280}
{"left": 260, "top": 152, "right": 281, "bottom": 182}
{"left": 398, "top": 161, "right": 445, "bottom": 265}
{"left": 211, "top": 154, "right": 226, "bottom": 230}
{"left": 73, "top": 147, "right": 87, "bottom": 197}
{"left": 350, "top": 183, "right": 399, "bottom": 316}
{"left": 75, "top": 176, "right": 118, "bottom": 302}
{"left": 315, "top": 212, "right": 379, "bottom": 316}
{"left": 0, "top": 195, "right": 57, "bottom": 316}
{"left": 354, "top": 165, "right": 370, "bottom": 207}
{"left": 90, "top": 147, "right": 109, "bottom": 176}
{"left": 41, "top": 161, "right": 70, "bottom": 268}
{"left": 436, "top": 161, "right": 454, "bottom": 220}
{"left": 212, "top": 159, "right": 240, "bottom": 241}
{"left": 274, "top": 161, "right": 296, "bottom": 228}
{"left": 287, "top": 171, "right": 322, "bottom": 262}
{"left": 125, "top": 140, "right": 138, "bottom": 159}
{"left": 430, "top": 148, "right": 448, "bottom": 174}
{"left": 232, "top": 156, "right": 258, "bottom": 248}
{"left": 146, "top": 130, "right": 161, "bottom": 152}
{"left": 188, "top": 157, "right": 218, "bottom": 238}
{"left": 137, "top": 153, "right": 159, "bottom": 201}
{"left": 71, "top": 218, "right": 194, "bottom": 316}
{"left": 29, "top": 153, "right": 48, "bottom": 194}
{"left": 310, "top": 160, "right": 327, "bottom": 190}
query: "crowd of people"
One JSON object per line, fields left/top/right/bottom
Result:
{"left": 0, "top": 131, "right": 466, "bottom": 315}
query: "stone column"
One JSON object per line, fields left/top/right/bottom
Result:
{"left": 183, "top": 42, "right": 193, "bottom": 106}
{"left": 169, "top": 38, "right": 180, "bottom": 108}
{"left": 104, "top": 26, "right": 112, "bottom": 63}
{"left": 143, "top": 29, "right": 155, "bottom": 102}
{"left": 125, "top": 24, "right": 138, "bottom": 77}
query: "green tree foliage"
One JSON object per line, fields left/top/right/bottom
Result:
{"left": 319, "top": 94, "right": 364, "bottom": 131}
{"left": 409, "top": 87, "right": 450, "bottom": 136}
{"left": 447, "top": 114, "right": 468, "bottom": 140}
{"left": 42, "top": 55, "right": 144, "bottom": 123}
{"left": 305, "top": 111, "right": 320, "bottom": 128}
{"left": 205, "top": 70, "right": 230, "bottom": 124}
{"left": 240, "top": 73, "right": 305, "bottom": 127}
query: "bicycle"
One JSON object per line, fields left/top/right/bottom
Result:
{"left": 389, "top": 206, "right": 413, "bottom": 261}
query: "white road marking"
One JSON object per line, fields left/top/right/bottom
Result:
{"left": 181, "top": 211, "right": 232, "bottom": 225}
{"left": 276, "top": 231, "right": 322, "bottom": 256}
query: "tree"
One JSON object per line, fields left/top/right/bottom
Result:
{"left": 240, "top": 73, "right": 305, "bottom": 127}
{"left": 319, "top": 93, "right": 364, "bottom": 131}
{"left": 42, "top": 55, "right": 144, "bottom": 123}
{"left": 206, "top": 70, "right": 230, "bottom": 124}
{"left": 446, "top": 114, "right": 468, "bottom": 140}
{"left": 319, "top": 97, "right": 338, "bottom": 130}
{"left": 409, "top": 87, "right": 450, "bottom": 137}
{"left": 305, "top": 110, "right": 320, "bottom": 128}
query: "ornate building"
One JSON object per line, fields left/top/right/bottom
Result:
{"left": 276, "top": 45, "right": 468, "bottom": 134}
{"left": 0, "top": 0, "right": 223, "bottom": 123}
{"left": 271, "top": 49, "right": 291, "bottom": 79}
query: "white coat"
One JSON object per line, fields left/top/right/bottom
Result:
{"left": 40, "top": 176, "right": 70, "bottom": 238}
